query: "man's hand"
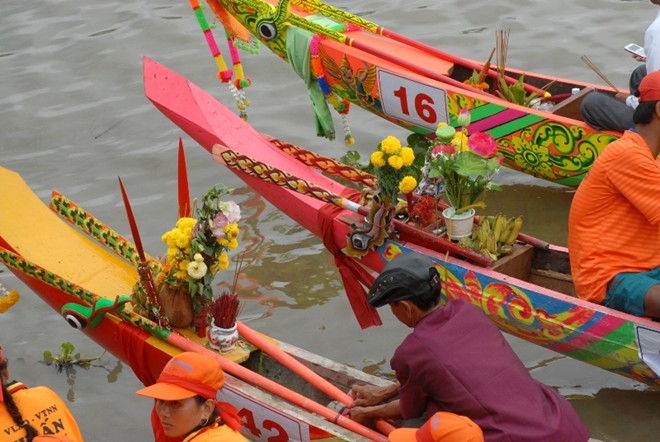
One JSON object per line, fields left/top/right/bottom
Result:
{"left": 348, "top": 405, "right": 377, "bottom": 426}
{"left": 349, "top": 383, "right": 398, "bottom": 407}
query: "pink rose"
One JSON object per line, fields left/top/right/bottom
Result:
{"left": 468, "top": 131, "right": 498, "bottom": 158}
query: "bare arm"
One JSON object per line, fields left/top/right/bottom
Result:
{"left": 349, "top": 382, "right": 400, "bottom": 407}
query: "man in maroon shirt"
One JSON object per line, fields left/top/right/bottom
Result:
{"left": 348, "top": 252, "right": 590, "bottom": 442}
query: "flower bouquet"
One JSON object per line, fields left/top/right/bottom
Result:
{"left": 426, "top": 108, "right": 502, "bottom": 239}
{"left": 346, "top": 136, "right": 418, "bottom": 256}
{"left": 155, "top": 185, "right": 241, "bottom": 330}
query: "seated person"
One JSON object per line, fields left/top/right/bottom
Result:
{"left": 136, "top": 351, "right": 248, "bottom": 442}
{"left": 580, "top": 65, "right": 646, "bottom": 132}
{"left": 0, "top": 344, "right": 83, "bottom": 442}
{"left": 569, "top": 70, "right": 660, "bottom": 320}
{"left": 580, "top": 0, "right": 660, "bottom": 132}
{"left": 348, "top": 252, "right": 590, "bottom": 442}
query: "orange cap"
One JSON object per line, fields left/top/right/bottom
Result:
{"left": 388, "top": 412, "right": 484, "bottom": 442}
{"left": 639, "top": 70, "right": 660, "bottom": 102}
{"left": 136, "top": 352, "right": 224, "bottom": 401}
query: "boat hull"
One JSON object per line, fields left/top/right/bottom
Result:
{"left": 0, "top": 166, "right": 391, "bottom": 442}
{"left": 143, "top": 57, "right": 660, "bottom": 388}
{"left": 202, "top": 0, "right": 620, "bottom": 187}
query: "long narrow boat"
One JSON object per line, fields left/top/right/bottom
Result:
{"left": 144, "top": 56, "right": 660, "bottom": 389}
{"left": 0, "top": 165, "right": 399, "bottom": 442}
{"left": 191, "top": 0, "right": 623, "bottom": 188}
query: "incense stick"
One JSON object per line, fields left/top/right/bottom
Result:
{"left": 580, "top": 55, "right": 620, "bottom": 91}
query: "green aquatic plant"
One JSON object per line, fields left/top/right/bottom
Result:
{"left": 42, "top": 342, "right": 105, "bottom": 373}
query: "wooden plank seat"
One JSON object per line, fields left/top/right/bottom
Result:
{"left": 549, "top": 87, "right": 596, "bottom": 120}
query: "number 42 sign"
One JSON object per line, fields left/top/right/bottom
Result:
{"left": 378, "top": 69, "right": 449, "bottom": 131}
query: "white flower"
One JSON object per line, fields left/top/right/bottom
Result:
{"left": 217, "top": 200, "right": 241, "bottom": 224}
{"left": 193, "top": 253, "right": 204, "bottom": 263}
{"left": 187, "top": 260, "right": 208, "bottom": 280}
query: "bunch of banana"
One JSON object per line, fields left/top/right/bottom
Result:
{"left": 458, "top": 214, "right": 523, "bottom": 260}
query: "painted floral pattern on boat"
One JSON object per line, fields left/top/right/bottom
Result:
{"left": 377, "top": 243, "right": 659, "bottom": 387}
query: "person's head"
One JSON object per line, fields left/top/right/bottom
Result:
{"left": 367, "top": 253, "right": 441, "bottom": 327}
{"left": 136, "top": 352, "right": 225, "bottom": 438}
{"left": 388, "top": 412, "right": 484, "bottom": 442}
{"left": 633, "top": 70, "right": 660, "bottom": 125}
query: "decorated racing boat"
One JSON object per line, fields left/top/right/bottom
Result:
{"left": 184, "top": 0, "right": 624, "bottom": 188}
{"left": 0, "top": 164, "right": 400, "bottom": 442}
{"left": 144, "top": 56, "right": 660, "bottom": 389}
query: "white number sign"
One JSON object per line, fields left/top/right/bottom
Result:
{"left": 378, "top": 69, "right": 449, "bottom": 130}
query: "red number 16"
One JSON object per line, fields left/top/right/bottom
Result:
{"left": 392, "top": 86, "right": 437, "bottom": 124}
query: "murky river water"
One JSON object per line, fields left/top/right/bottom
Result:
{"left": 1, "top": 0, "right": 659, "bottom": 440}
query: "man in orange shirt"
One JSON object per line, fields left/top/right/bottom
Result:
{"left": 568, "top": 70, "right": 660, "bottom": 319}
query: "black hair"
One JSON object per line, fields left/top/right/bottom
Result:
{"left": 633, "top": 101, "right": 659, "bottom": 125}
{"left": 191, "top": 395, "right": 220, "bottom": 431}
{"left": 0, "top": 358, "right": 39, "bottom": 441}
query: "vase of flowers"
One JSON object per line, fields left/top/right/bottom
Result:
{"left": 426, "top": 108, "right": 502, "bottom": 240}
{"left": 347, "top": 135, "right": 418, "bottom": 256}
{"left": 156, "top": 185, "right": 241, "bottom": 334}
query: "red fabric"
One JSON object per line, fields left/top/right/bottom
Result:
{"left": 217, "top": 401, "right": 241, "bottom": 432}
{"left": 156, "top": 373, "right": 217, "bottom": 399}
{"left": 318, "top": 193, "right": 381, "bottom": 329}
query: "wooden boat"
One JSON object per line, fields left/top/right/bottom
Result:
{"left": 0, "top": 165, "right": 399, "bottom": 442}
{"left": 194, "top": 0, "right": 624, "bottom": 188}
{"left": 143, "top": 56, "right": 660, "bottom": 389}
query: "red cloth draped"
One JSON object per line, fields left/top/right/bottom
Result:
{"left": 318, "top": 191, "right": 381, "bottom": 329}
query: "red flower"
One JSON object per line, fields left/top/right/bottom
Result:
{"left": 468, "top": 131, "right": 498, "bottom": 158}
{"left": 431, "top": 143, "right": 456, "bottom": 157}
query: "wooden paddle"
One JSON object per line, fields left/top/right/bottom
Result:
{"left": 0, "top": 247, "right": 389, "bottom": 441}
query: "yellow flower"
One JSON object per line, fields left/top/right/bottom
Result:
{"left": 371, "top": 151, "right": 386, "bottom": 168}
{"left": 452, "top": 131, "right": 469, "bottom": 151}
{"left": 225, "top": 223, "right": 240, "bottom": 240}
{"left": 0, "top": 289, "right": 19, "bottom": 313}
{"left": 217, "top": 252, "right": 229, "bottom": 271}
{"left": 380, "top": 136, "right": 401, "bottom": 155}
{"left": 399, "top": 176, "right": 418, "bottom": 194}
{"left": 400, "top": 147, "right": 415, "bottom": 167}
{"left": 387, "top": 155, "right": 404, "bottom": 170}
{"left": 227, "top": 238, "right": 239, "bottom": 250}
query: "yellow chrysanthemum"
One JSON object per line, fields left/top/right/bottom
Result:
{"left": 380, "top": 136, "right": 401, "bottom": 155}
{"left": 216, "top": 238, "right": 229, "bottom": 248}
{"left": 217, "top": 253, "right": 229, "bottom": 271}
{"left": 399, "top": 176, "right": 418, "bottom": 194}
{"left": 227, "top": 238, "right": 239, "bottom": 250}
{"left": 370, "top": 151, "right": 386, "bottom": 168}
{"left": 387, "top": 155, "right": 404, "bottom": 170}
{"left": 0, "top": 290, "right": 20, "bottom": 313}
{"left": 400, "top": 147, "right": 415, "bottom": 167}
{"left": 225, "top": 223, "right": 240, "bottom": 240}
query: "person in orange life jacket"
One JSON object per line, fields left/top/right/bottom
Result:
{"left": 0, "top": 344, "right": 83, "bottom": 442}
{"left": 569, "top": 70, "right": 660, "bottom": 320}
{"left": 136, "top": 352, "right": 248, "bottom": 442}
{"left": 388, "top": 411, "right": 483, "bottom": 442}
{"left": 348, "top": 252, "right": 590, "bottom": 442}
